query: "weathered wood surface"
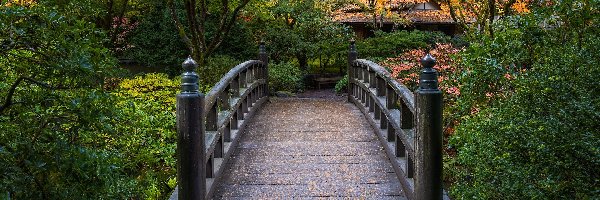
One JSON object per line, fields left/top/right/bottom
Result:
{"left": 213, "top": 98, "right": 407, "bottom": 199}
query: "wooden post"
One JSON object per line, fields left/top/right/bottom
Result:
{"left": 176, "top": 56, "right": 205, "bottom": 200}
{"left": 348, "top": 39, "right": 357, "bottom": 102}
{"left": 259, "top": 41, "right": 269, "bottom": 97}
{"left": 415, "top": 54, "right": 443, "bottom": 200}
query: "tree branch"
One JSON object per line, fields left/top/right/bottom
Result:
{"left": 168, "top": 0, "right": 193, "bottom": 51}
{"left": 0, "top": 77, "right": 59, "bottom": 115}
{"left": 445, "top": 0, "right": 469, "bottom": 32}
{"left": 182, "top": 0, "right": 205, "bottom": 61}
{"left": 206, "top": 0, "right": 250, "bottom": 56}
{"left": 488, "top": 0, "right": 495, "bottom": 38}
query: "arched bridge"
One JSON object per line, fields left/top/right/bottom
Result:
{"left": 170, "top": 42, "right": 446, "bottom": 200}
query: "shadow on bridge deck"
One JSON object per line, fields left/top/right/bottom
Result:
{"left": 213, "top": 97, "right": 407, "bottom": 199}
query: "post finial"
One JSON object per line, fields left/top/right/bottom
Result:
{"left": 420, "top": 53, "right": 436, "bottom": 69}
{"left": 259, "top": 40, "right": 266, "bottom": 54}
{"left": 349, "top": 38, "right": 357, "bottom": 54}
{"left": 181, "top": 56, "right": 199, "bottom": 93}
{"left": 418, "top": 54, "right": 439, "bottom": 91}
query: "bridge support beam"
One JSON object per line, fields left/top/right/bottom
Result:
{"left": 415, "top": 54, "right": 443, "bottom": 200}
{"left": 176, "top": 57, "right": 205, "bottom": 200}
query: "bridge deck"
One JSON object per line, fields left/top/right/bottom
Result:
{"left": 213, "top": 97, "right": 407, "bottom": 199}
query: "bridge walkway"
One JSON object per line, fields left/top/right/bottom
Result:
{"left": 213, "top": 97, "right": 407, "bottom": 199}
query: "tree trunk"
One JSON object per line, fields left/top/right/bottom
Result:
{"left": 297, "top": 53, "right": 308, "bottom": 71}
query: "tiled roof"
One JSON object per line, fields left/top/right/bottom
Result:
{"left": 332, "top": 1, "right": 455, "bottom": 24}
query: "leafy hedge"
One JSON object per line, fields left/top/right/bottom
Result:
{"left": 447, "top": 3, "right": 600, "bottom": 198}
{"left": 357, "top": 30, "right": 450, "bottom": 62}
{"left": 269, "top": 62, "right": 304, "bottom": 93}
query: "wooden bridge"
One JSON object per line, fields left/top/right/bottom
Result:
{"left": 170, "top": 42, "right": 445, "bottom": 200}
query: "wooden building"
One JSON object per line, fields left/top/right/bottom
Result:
{"left": 331, "top": 0, "right": 459, "bottom": 38}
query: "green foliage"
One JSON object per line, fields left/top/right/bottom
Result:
{"left": 334, "top": 74, "right": 348, "bottom": 94}
{"left": 357, "top": 30, "right": 450, "bottom": 62}
{"left": 0, "top": 89, "right": 138, "bottom": 199}
{"left": 269, "top": 62, "right": 304, "bottom": 93}
{"left": 201, "top": 55, "right": 242, "bottom": 91}
{"left": 0, "top": 5, "right": 135, "bottom": 199}
{"left": 112, "top": 73, "right": 179, "bottom": 199}
{"left": 125, "top": 0, "right": 255, "bottom": 76}
{"left": 254, "top": 0, "right": 353, "bottom": 70}
{"left": 448, "top": 1, "right": 600, "bottom": 198}
{"left": 1, "top": 5, "right": 179, "bottom": 199}
{"left": 124, "top": 0, "right": 188, "bottom": 75}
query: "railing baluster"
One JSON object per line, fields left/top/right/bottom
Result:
{"left": 241, "top": 97, "right": 247, "bottom": 117}
{"left": 206, "top": 157, "right": 213, "bottom": 178}
{"left": 407, "top": 155, "right": 414, "bottom": 178}
{"left": 396, "top": 136, "right": 405, "bottom": 157}
{"left": 224, "top": 122, "right": 231, "bottom": 142}
{"left": 367, "top": 93, "right": 375, "bottom": 112}
{"left": 240, "top": 70, "right": 246, "bottom": 88}
{"left": 215, "top": 135, "right": 223, "bottom": 158}
{"left": 388, "top": 124, "right": 395, "bottom": 142}
{"left": 221, "top": 86, "right": 231, "bottom": 111}
{"left": 369, "top": 69, "right": 376, "bottom": 89}
{"left": 380, "top": 114, "right": 388, "bottom": 129}
{"left": 207, "top": 104, "right": 217, "bottom": 131}
{"left": 231, "top": 78, "right": 239, "bottom": 98}
{"left": 377, "top": 76, "right": 385, "bottom": 96}
{"left": 401, "top": 100, "right": 413, "bottom": 129}
{"left": 387, "top": 85, "right": 397, "bottom": 109}
{"left": 244, "top": 94, "right": 250, "bottom": 113}
{"left": 232, "top": 112, "right": 239, "bottom": 128}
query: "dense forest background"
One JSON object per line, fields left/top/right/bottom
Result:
{"left": 1, "top": 0, "right": 598, "bottom": 199}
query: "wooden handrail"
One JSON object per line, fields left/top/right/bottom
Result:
{"left": 347, "top": 41, "right": 445, "bottom": 200}
{"left": 172, "top": 43, "right": 269, "bottom": 200}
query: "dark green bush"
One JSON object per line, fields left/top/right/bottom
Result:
{"left": 112, "top": 73, "right": 180, "bottom": 199}
{"left": 334, "top": 75, "right": 348, "bottom": 94}
{"left": 125, "top": 0, "right": 255, "bottom": 76}
{"left": 0, "top": 5, "right": 135, "bottom": 199}
{"left": 124, "top": 0, "right": 188, "bottom": 76}
{"left": 268, "top": 62, "right": 304, "bottom": 93}
{"left": 200, "top": 55, "right": 242, "bottom": 91}
{"left": 357, "top": 30, "right": 449, "bottom": 61}
{"left": 448, "top": 4, "right": 600, "bottom": 198}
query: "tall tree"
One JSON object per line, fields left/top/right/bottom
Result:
{"left": 167, "top": 0, "right": 250, "bottom": 66}
{"left": 443, "top": 0, "right": 530, "bottom": 38}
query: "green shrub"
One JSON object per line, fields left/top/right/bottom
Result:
{"left": 0, "top": 5, "right": 134, "bottom": 199}
{"left": 334, "top": 74, "right": 348, "bottom": 93}
{"left": 448, "top": 5, "right": 600, "bottom": 198}
{"left": 200, "top": 55, "right": 242, "bottom": 91}
{"left": 112, "top": 73, "right": 180, "bottom": 199}
{"left": 124, "top": 1, "right": 188, "bottom": 76}
{"left": 357, "top": 30, "right": 450, "bottom": 61}
{"left": 269, "top": 62, "right": 304, "bottom": 93}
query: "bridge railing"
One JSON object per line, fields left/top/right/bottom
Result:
{"left": 347, "top": 40, "right": 445, "bottom": 200}
{"left": 171, "top": 43, "right": 269, "bottom": 200}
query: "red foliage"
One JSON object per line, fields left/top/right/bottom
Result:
{"left": 381, "top": 43, "right": 462, "bottom": 97}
